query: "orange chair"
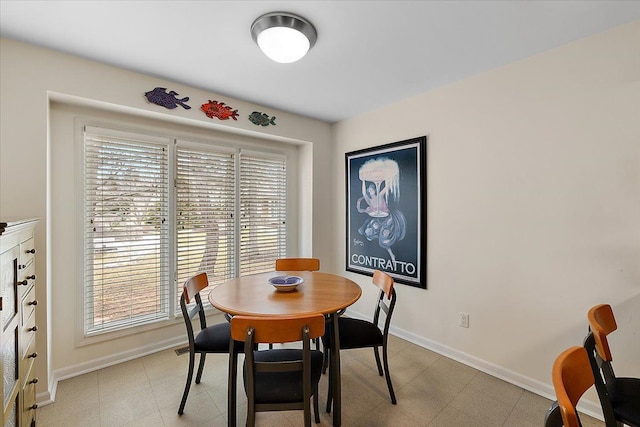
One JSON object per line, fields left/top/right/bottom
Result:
{"left": 586, "top": 304, "right": 640, "bottom": 427}
{"left": 550, "top": 346, "right": 596, "bottom": 427}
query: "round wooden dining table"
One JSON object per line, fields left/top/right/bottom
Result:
{"left": 208, "top": 270, "right": 362, "bottom": 427}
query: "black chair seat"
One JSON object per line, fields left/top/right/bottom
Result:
{"left": 543, "top": 401, "right": 562, "bottom": 427}
{"left": 244, "top": 349, "right": 324, "bottom": 404}
{"left": 194, "top": 322, "right": 243, "bottom": 352}
{"left": 610, "top": 377, "right": 640, "bottom": 426}
{"left": 323, "top": 317, "right": 383, "bottom": 350}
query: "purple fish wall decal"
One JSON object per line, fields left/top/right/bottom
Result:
{"left": 144, "top": 87, "right": 191, "bottom": 109}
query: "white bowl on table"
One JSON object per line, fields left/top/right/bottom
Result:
{"left": 268, "top": 275, "right": 304, "bottom": 292}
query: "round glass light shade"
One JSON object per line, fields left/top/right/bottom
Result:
{"left": 257, "top": 26, "right": 310, "bottom": 63}
{"left": 251, "top": 12, "right": 317, "bottom": 64}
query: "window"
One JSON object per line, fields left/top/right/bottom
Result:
{"left": 83, "top": 128, "right": 171, "bottom": 335}
{"left": 239, "top": 153, "right": 287, "bottom": 275}
{"left": 175, "top": 144, "right": 236, "bottom": 306}
{"left": 82, "top": 126, "right": 287, "bottom": 337}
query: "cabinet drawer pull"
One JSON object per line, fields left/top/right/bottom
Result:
{"left": 29, "top": 404, "right": 38, "bottom": 410}
{"left": 28, "top": 325, "right": 38, "bottom": 332}
{"left": 26, "top": 249, "right": 36, "bottom": 254}
{"left": 18, "top": 280, "right": 29, "bottom": 286}
{"left": 29, "top": 378, "right": 39, "bottom": 385}
{"left": 28, "top": 352, "right": 38, "bottom": 358}
{"left": 19, "top": 264, "right": 26, "bottom": 269}
{"left": 26, "top": 274, "right": 36, "bottom": 280}
{"left": 28, "top": 300, "right": 38, "bottom": 306}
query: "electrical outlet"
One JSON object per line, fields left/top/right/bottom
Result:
{"left": 459, "top": 312, "right": 469, "bottom": 328}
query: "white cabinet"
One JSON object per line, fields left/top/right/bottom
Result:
{"left": 1, "top": 219, "right": 38, "bottom": 427}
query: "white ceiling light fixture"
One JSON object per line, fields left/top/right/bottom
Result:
{"left": 251, "top": 12, "right": 317, "bottom": 64}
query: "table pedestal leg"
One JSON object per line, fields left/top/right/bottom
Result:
{"left": 331, "top": 312, "right": 341, "bottom": 427}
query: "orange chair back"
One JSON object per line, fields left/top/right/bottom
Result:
{"left": 373, "top": 270, "right": 394, "bottom": 299}
{"left": 230, "top": 314, "right": 325, "bottom": 344}
{"left": 587, "top": 304, "right": 617, "bottom": 362}
{"left": 275, "top": 258, "right": 320, "bottom": 272}
{"left": 183, "top": 272, "right": 208, "bottom": 304}
{"left": 552, "top": 346, "right": 595, "bottom": 427}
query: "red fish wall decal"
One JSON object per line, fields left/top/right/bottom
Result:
{"left": 200, "top": 100, "right": 239, "bottom": 121}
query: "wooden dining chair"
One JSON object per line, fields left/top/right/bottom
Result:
{"left": 230, "top": 314, "right": 325, "bottom": 427}
{"left": 549, "top": 346, "right": 596, "bottom": 427}
{"left": 585, "top": 304, "right": 640, "bottom": 427}
{"left": 322, "top": 269, "right": 397, "bottom": 408}
{"left": 178, "top": 272, "right": 243, "bottom": 415}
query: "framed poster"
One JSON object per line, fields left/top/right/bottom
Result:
{"left": 345, "top": 136, "right": 426, "bottom": 289}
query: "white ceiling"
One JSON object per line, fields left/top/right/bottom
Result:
{"left": 2, "top": 1, "right": 639, "bottom": 123}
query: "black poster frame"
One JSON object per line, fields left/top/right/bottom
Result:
{"left": 345, "top": 136, "right": 427, "bottom": 289}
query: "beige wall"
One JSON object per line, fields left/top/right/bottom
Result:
{"left": 0, "top": 37, "right": 333, "bottom": 402}
{"left": 332, "top": 20, "right": 639, "bottom": 416}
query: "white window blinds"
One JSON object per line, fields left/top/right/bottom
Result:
{"left": 239, "top": 151, "right": 287, "bottom": 276}
{"left": 176, "top": 144, "right": 236, "bottom": 305}
{"left": 81, "top": 125, "right": 290, "bottom": 338}
{"left": 83, "top": 127, "right": 170, "bottom": 335}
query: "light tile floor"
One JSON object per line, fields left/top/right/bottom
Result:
{"left": 37, "top": 335, "right": 604, "bottom": 426}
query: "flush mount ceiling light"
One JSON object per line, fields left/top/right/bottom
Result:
{"left": 251, "top": 12, "right": 317, "bottom": 63}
